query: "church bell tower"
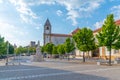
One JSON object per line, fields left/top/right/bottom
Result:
{"left": 43, "top": 18, "right": 51, "bottom": 45}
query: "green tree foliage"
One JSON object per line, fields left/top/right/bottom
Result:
{"left": 44, "top": 43, "right": 54, "bottom": 54}
{"left": 15, "top": 46, "right": 36, "bottom": 55}
{"left": 64, "top": 38, "right": 75, "bottom": 53}
{"left": 24, "top": 47, "right": 28, "bottom": 53}
{"left": 8, "top": 43, "right": 14, "bottom": 54}
{"left": 73, "top": 28, "right": 96, "bottom": 62}
{"left": 52, "top": 46, "right": 58, "bottom": 58}
{"left": 0, "top": 36, "right": 14, "bottom": 56}
{"left": 57, "top": 44, "right": 65, "bottom": 55}
{"left": 41, "top": 46, "right": 44, "bottom": 53}
{"left": 29, "top": 47, "right": 36, "bottom": 54}
{"left": 64, "top": 38, "right": 75, "bottom": 60}
{"left": 15, "top": 46, "right": 25, "bottom": 54}
{"left": 52, "top": 46, "right": 58, "bottom": 55}
{"left": 96, "top": 14, "right": 120, "bottom": 66}
{"left": 15, "top": 46, "right": 21, "bottom": 54}
{"left": 0, "top": 36, "right": 6, "bottom": 55}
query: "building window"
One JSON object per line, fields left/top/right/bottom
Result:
{"left": 106, "top": 47, "right": 109, "bottom": 55}
{"left": 46, "top": 26, "right": 49, "bottom": 30}
{"left": 114, "top": 50, "right": 119, "bottom": 54}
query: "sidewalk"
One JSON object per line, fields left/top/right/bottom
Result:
{"left": 44, "top": 58, "right": 97, "bottom": 65}
{"left": 0, "top": 59, "right": 6, "bottom": 66}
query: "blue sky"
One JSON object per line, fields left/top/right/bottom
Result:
{"left": 0, "top": 0, "right": 120, "bottom": 46}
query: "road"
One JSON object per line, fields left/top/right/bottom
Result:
{"left": 0, "top": 57, "right": 120, "bottom": 80}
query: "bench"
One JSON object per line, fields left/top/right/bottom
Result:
{"left": 114, "top": 58, "right": 120, "bottom": 64}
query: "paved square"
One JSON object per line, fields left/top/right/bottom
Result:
{"left": 0, "top": 59, "right": 120, "bottom": 80}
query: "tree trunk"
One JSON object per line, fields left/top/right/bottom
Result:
{"left": 68, "top": 53, "right": 70, "bottom": 61}
{"left": 59, "top": 54, "right": 62, "bottom": 60}
{"left": 88, "top": 51, "right": 90, "bottom": 59}
{"left": 109, "top": 48, "right": 112, "bottom": 66}
{"left": 83, "top": 52, "right": 85, "bottom": 62}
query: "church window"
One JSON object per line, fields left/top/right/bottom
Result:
{"left": 46, "top": 26, "right": 49, "bottom": 30}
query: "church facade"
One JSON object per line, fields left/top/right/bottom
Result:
{"left": 43, "top": 19, "right": 79, "bottom": 45}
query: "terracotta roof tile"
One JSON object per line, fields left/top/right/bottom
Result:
{"left": 115, "top": 19, "right": 120, "bottom": 25}
{"left": 93, "top": 19, "right": 120, "bottom": 33}
{"left": 71, "top": 28, "right": 80, "bottom": 34}
{"left": 50, "top": 33, "right": 72, "bottom": 37}
{"left": 93, "top": 28, "right": 102, "bottom": 33}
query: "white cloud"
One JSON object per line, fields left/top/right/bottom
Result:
{"left": 79, "top": 1, "right": 100, "bottom": 12}
{"left": 35, "top": 26, "right": 40, "bottom": 30}
{"left": 67, "top": 10, "right": 79, "bottom": 26}
{"left": 93, "top": 19, "right": 105, "bottom": 29}
{"left": 26, "top": 0, "right": 55, "bottom": 5}
{"left": 56, "top": 0, "right": 104, "bottom": 26}
{"left": 94, "top": 21, "right": 103, "bottom": 29}
{"left": 9, "top": 0, "right": 37, "bottom": 23}
{"left": 37, "top": 0, "right": 55, "bottom": 5}
{"left": 0, "top": 0, "right": 3, "bottom": 3}
{"left": 0, "top": 22, "right": 29, "bottom": 46}
{"left": 14, "top": 0, "right": 104, "bottom": 26}
{"left": 56, "top": 10, "right": 63, "bottom": 16}
{"left": 111, "top": 5, "right": 120, "bottom": 20}
{"left": 56, "top": 0, "right": 81, "bottom": 26}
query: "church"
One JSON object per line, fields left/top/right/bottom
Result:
{"left": 43, "top": 18, "right": 79, "bottom": 45}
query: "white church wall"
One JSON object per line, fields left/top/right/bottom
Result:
{"left": 45, "top": 30, "right": 50, "bottom": 34}
{"left": 51, "top": 36, "right": 71, "bottom": 45}
{"left": 45, "top": 36, "right": 50, "bottom": 44}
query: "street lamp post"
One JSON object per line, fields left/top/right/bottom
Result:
{"left": 14, "top": 44, "right": 16, "bottom": 60}
{"left": 28, "top": 46, "right": 30, "bottom": 55}
{"left": 6, "top": 43, "right": 9, "bottom": 66}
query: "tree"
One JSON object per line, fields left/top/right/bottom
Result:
{"left": 57, "top": 44, "right": 65, "bottom": 59}
{"left": 44, "top": 43, "right": 54, "bottom": 55}
{"left": 52, "top": 46, "right": 58, "bottom": 58}
{"left": 73, "top": 28, "right": 96, "bottom": 62}
{"left": 0, "top": 37, "right": 15, "bottom": 56}
{"left": 29, "top": 46, "right": 36, "bottom": 55}
{"left": 0, "top": 36, "right": 14, "bottom": 57}
{"left": 52, "top": 46, "right": 58, "bottom": 55}
{"left": 8, "top": 43, "right": 14, "bottom": 54}
{"left": 15, "top": 46, "right": 24, "bottom": 55}
{"left": 64, "top": 38, "right": 75, "bottom": 60}
{"left": 23, "top": 47, "right": 28, "bottom": 53}
{"left": 0, "top": 36, "right": 6, "bottom": 55}
{"left": 41, "top": 46, "right": 44, "bottom": 54}
{"left": 96, "top": 14, "right": 120, "bottom": 66}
